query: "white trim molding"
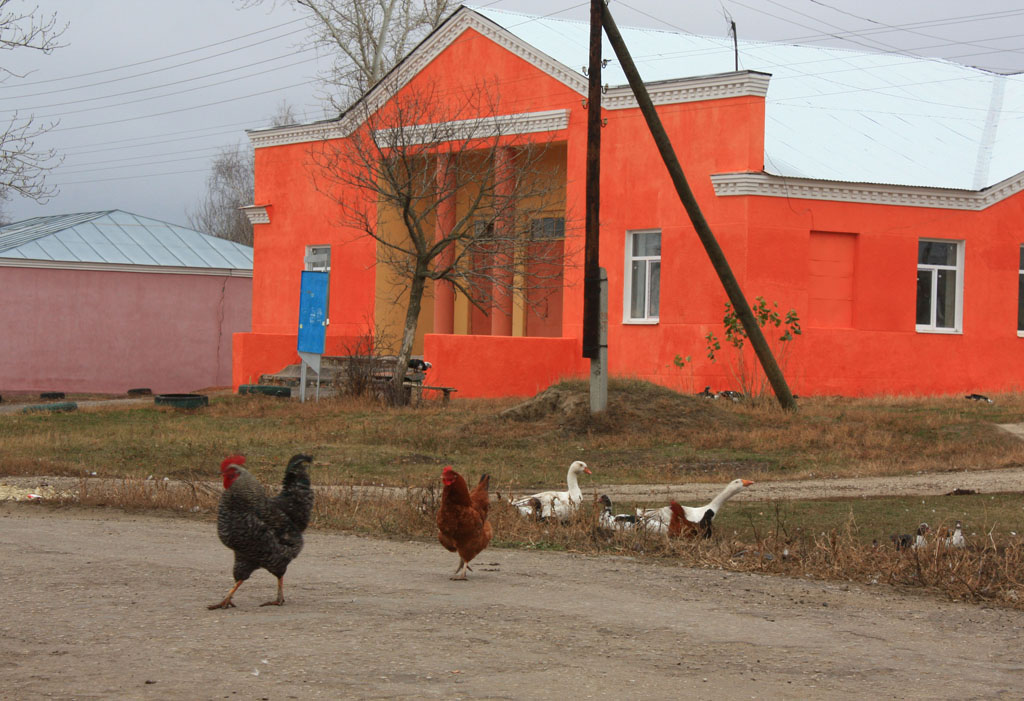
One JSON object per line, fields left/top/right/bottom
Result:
{"left": 0, "top": 257, "right": 253, "bottom": 277}
{"left": 240, "top": 204, "right": 270, "bottom": 225}
{"left": 710, "top": 170, "right": 1024, "bottom": 211}
{"left": 245, "top": 8, "right": 770, "bottom": 150}
{"left": 374, "top": 109, "right": 570, "bottom": 146}
{"left": 603, "top": 71, "right": 770, "bottom": 110}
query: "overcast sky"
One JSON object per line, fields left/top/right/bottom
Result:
{"left": 4, "top": 0, "right": 1023, "bottom": 230}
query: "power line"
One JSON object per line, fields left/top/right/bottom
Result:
{"left": 1, "top": 17, "right": 309, "bottom": 91}
{"left": 48, "top": 79, "right": 319, "bottom": 133}
{"left": 18, "top": 54, "right": 321, "bottom": 120}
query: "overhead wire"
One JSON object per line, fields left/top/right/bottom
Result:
{"left": 30, "top": 1, "right": 1024, "bottom": 185}
{"left": 0, "top": 17, "right": 309, "bottom": 92}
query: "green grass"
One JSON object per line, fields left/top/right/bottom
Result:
{"left": 711, "top": 492, "right": 1024, "bottom": 546}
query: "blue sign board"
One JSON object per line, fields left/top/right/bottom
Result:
{"left": 297, "top": 271, "right": 329, "bottom": 354}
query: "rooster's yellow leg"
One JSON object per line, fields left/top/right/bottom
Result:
{"left": 208, "top": 580, "right": 243, "bottom": 610}
{"left": 260, "top": 577, "right": 286, "bottom": 606}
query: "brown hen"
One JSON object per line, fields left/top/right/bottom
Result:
{"left": 436, "top": 466, "right": 492, "bottom": 580}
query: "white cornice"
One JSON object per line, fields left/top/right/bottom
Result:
{"left": 0, "top": 257, "right": 253, "bottom": 277}
{"left": 603, "top": 71, "right": 771, "bottom": 110}
{"left": 246, "top": 9, "right": 770, "bottom": 149}
{"left": 374, "top": 109, "right": 569, "bottom": 145}
{"left": 710, "top": 171, "right": 1024, "bottom": 211}
{"left": 240, "top": 204, "right": 270, "bottom": 225}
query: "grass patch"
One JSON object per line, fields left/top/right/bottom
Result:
{"left": 3, "top": 380, "right": 1024, "bottom": 486}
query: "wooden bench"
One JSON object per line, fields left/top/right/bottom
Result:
{"left": 422, "top": 385, "right": 458, "bottom": 406}
{"left": 403, "top": 382, "right": 458, "bottom": 406}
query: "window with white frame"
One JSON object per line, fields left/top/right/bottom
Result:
{"left": 624, "top": 230, "right": 660, "bottom": 323}
{"left": 915, "top": 239, "right": 963, "bottom": 333}
{"left": 305, "top": 245, "right": 331, "bottom": 272}
{"left": 1018, "top": 246, "right": 1024, "bottom": 334}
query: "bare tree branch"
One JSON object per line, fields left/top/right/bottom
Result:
{"left": 307, "top": 80, "right": 577, "bottom": 401}
{"left": 0, "top": 2, "right": 66, "bottom": 204}
{"left": 188, "top": 143, "right": 255, "bottom": 245}
{"left": 240, "top": 0, "right": 455, "bottom": 110}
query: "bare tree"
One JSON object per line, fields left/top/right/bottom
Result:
{"left": 243, "top": 0, "right": 455, "bottom": 110}
{"left": 308, "top": 81, "right": 574, "bottom": 402}
{"left": 188, "top": 143, "right": 255, "bottom": 245}
{"left": 189, "top": 103, "right": 298, "bottom": 245}
{"left": 0, "top": 1, "right": 66, "bottom": 204}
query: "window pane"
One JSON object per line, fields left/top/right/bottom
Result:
{"left": 648, "top": 261, "right": 660, "bottom": 317}
{"left": 916, "top": 269, "right": 933, "bottom": 325}
{"left": 630, "top": 261, "right": 647, "bottom": 318}
{"left": 1018, "top": 273, "right": 1024, "bottom": 331}
{"left": 633, "top": 232, "right": 661, "bottom": 257}
{"left": 936, "top": 268, "right": 957, "bottom": 328}
{"left": 918, "top": 241, "right": 957, "bottom": 265}
{"left": 532, "top": 217, "right": 564, "bottom": 239}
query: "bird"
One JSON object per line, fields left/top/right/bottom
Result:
{"left": 597, "top": 494, "right": 637, "bottom": 531}
{"left": 964, "top": 393, "right": 993, "bottom": 403}
{"left": 697, "top": 386, "right": 716, "bottom": 399}
{"left": 636, "top": 478, "right": 753, "bottom": 536}
{"left": 437, "top": 466, "right": 492, "bottom": 580}
{"left": 943, "top": 521, "right": 966, "bottom": 548}
{"left": 208, "top": 454, "right": 314, "bottom": 609}
{"left": 717, "top": 390, "right": 744, "bottom": 402}
{"left": 510, "top": 460, "right": 592, "bottom": 521}
{"left": 666, "top": 501, "right": 715, "bottom": 538}
{"left": 891, "top": 522, "right": 930, "bottom": 551}
{"left": 408, "top": 358, "right": 432, "bottom": 372}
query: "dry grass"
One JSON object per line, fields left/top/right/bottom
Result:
{"left": 4, "top": 379, "right": 1024, "bottom": 487}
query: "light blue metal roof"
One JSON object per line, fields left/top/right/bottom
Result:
{"left": 0, "top": 210, "right": 253, "bottom": 269}
{"left": 474, "top": 7, "right": 1024, "bottom": 191}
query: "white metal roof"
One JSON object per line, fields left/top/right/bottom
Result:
{"left": 474, "top": 7, "right": 1024, "bottom": 191}
{"left": 0, "top": 210, "right": 253, "bottom": 269}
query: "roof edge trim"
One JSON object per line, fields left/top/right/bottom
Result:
{"left": 710, "top": 171, "right": 1024, "bottom": 211}
{"left": 604, "top": 71, "right": 770, "bottom": 110}
{"left": 0, "top": 258, "right": 253, "bottom": 277}
{"left": 374, "top": 108, "right": 569, "bottom": 146}
{"left": 240, "top": 205, "right": 270, "bottom": 225}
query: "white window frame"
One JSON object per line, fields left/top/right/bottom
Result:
{"left": 623, "top": 229, "right": 661, "bottom": 324}
{"left": 915, "top": 238, "right": 963, "bottom": 334}
{"left": 305, "top": 244, "right": 331, "bottom": 272}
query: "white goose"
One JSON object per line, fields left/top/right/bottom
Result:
{"left": 511, "top": 460, "right": 591, "bottom": 521}
{"left": 637, "top": 478, "right": 754, "bottom": 536}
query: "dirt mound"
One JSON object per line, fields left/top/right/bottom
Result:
{"left": 500, "top": 379, "right": 741, "bottom": 434}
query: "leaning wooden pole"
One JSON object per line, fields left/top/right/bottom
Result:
{"left": 601, "top": 3, "right": 796, "bottom": 410}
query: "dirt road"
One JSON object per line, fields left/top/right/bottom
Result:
{"left": 3, "top": 503, "right": 1022, "bottom": 700}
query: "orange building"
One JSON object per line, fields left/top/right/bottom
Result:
{"left": 234, "top": 7, "right": 1024, "bottom": 399}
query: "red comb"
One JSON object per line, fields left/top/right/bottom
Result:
{"left": 220, "top": 455, "right": 246, "bottom": 471}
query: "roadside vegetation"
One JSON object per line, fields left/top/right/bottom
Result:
{"left": 2, "top": 379, "right": 1024, "bottom": 607}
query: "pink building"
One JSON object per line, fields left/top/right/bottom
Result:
{"left": 0, "top": 210, "right": 253, "bottom": 395}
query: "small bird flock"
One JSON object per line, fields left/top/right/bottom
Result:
{"left": 206, "top": 453, "right": 973, "bottom": 607}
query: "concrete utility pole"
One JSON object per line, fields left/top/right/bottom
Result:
{"left": 584, "top": 0, "right": 607, "bottom": 413}
{"left": 600, "top": 3, "right": 797, "bottom": 411}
